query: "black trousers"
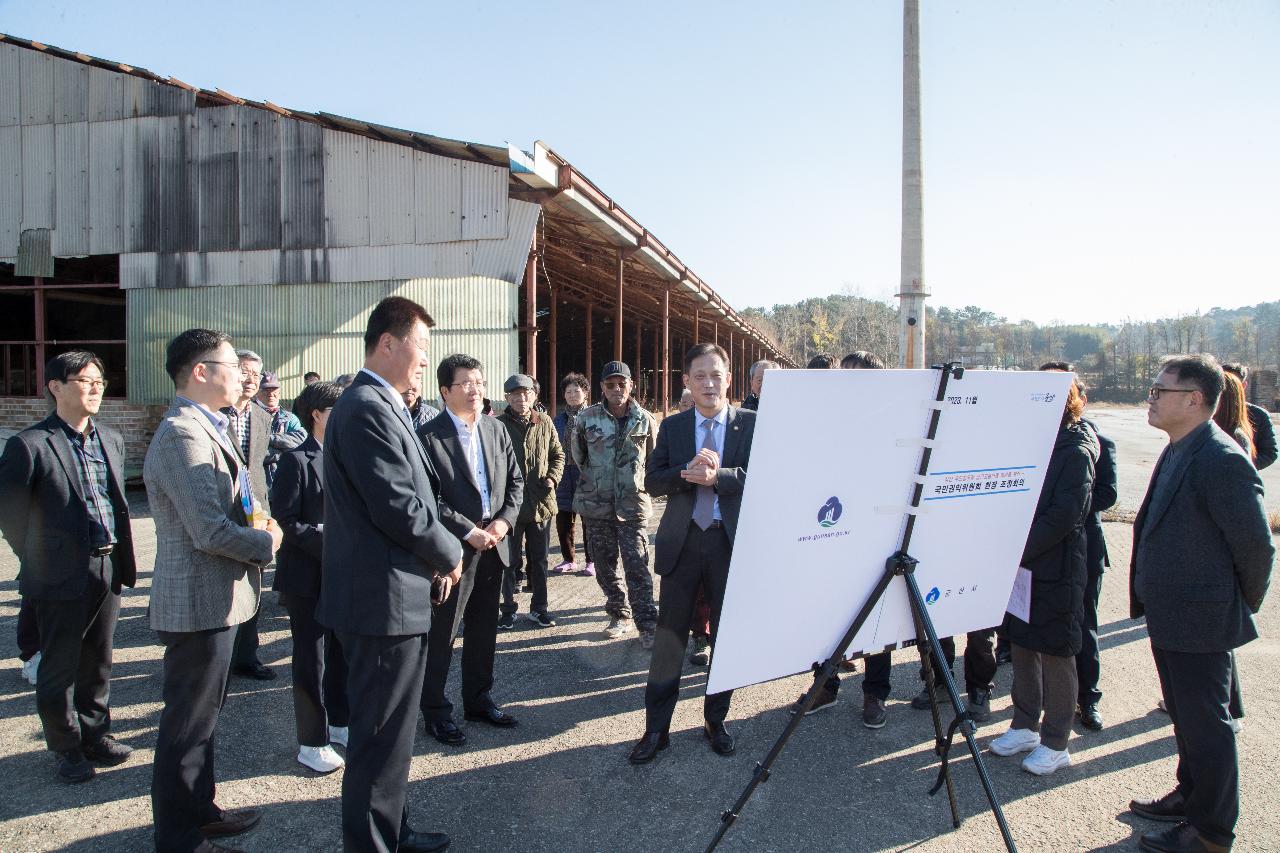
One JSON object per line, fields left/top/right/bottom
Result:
{"left": 919, "top": 630, "right": 997, "bottom": 693}
{"left": 1151, "top": 644, "right": 1238, "bottom": 848}
{"left": 337, "top": 631, "right": 431, "bottom": 853}
{"left": 644, "top": 523, "right": 733, "bottom": 733}
{"left": 152, "top": 625, "right": 236, "bottom": 853}
{"left": 861, "top": 651, "right": 892, "bottom": 700}
{"left": 231, "top": 608, "right": 263, "bottom": 669}
{"left": 17, "top": 595, "right": 41, "bottom": 661}
{"left": 420, "top": 549, "right": 503, "bottom": 723}
{"left": 555, "top": 509, "right": 592, "bottom": 564}
{"left": 282, "top": 594, "right": 349, "bottom": 746}
{"left": 501, "top": 519, "right": 551, "bottom": 616}
{"left": 1075, "top": 567, "right": 1103, "bottom": 705}
{"left": 32, "top": 556, "right": 118, "bottom": 753}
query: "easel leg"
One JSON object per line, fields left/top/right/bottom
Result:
{"left": 914, "top": 609, "right": 962, "bottom": 828}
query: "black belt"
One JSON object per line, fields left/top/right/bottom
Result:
{"left": 692, "top": 520, "right": 723, "bottom": 530}
{"left": 90, "top": 544, "right": 114, "bottom": 557}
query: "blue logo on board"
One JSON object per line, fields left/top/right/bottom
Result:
{"left": 925, "top": 587, "right": 941, "bottom": 605}
{"left": 817, "top": 497, "right": 843, "bottom": 528}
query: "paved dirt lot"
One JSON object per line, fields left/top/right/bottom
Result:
{"left": 1, "top": 405, "right": 1277, "bottom": 852}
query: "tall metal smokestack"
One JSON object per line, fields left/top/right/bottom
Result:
{"left": 897, "top": 0, "right": 928, "bottom": 368}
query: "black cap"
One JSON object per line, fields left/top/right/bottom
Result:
{"left": 601, "top": 361, "right": 631, "bottom": 381}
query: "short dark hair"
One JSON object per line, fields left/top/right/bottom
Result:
{"left": 1039, "top": 361, "right": 1073, "bottom": 372}
{"left": 436, "top": 354, "right": 483, "bottom": 394}
{"left": 683, "top": 343, "right": 730, "bottom": 374}
{"left": 561, "top": 372, "right": 589, "bottom": 395}
{"left": 364, "top": 296, "right": 436, "bottom": 355}
{"left": 1160, "top": 354, "right": 1225, "bottom": 409}
{"left": 841, "top": 351, "right": 886, "bottom": 370}
{"left": 293, "top": 381, "right": 342, "bottom": 433}
{"left": 165, "top": 329, "right": 233, "bottom": 386}
{"left": 807, "top": 353, "right": 837, "bottom": 370}
{"left": 46, "top": 350, "right": 105, "bottom": 384}
{"left": 303, "top": 371, "right": 321, "bottom": 382}
{"left": 1222, "top": 362, "right": 1248, "bottom": 382}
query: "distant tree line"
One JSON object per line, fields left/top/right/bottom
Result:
{"left": 741, "top": 295, "right": 1280, "bottom": 404}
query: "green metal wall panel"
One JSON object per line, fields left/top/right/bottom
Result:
{"left": 127, "top": 276, "right": 517, "bottom": 404}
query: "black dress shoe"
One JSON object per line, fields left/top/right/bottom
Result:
{"left": 628, "top": 731, "right": 669, "bottom": 764}
{"left": 704, "top": 721, "right": 736, "bottom": 756}
{"left": 398, "top": 829, "right": 451, "bottom": 852}
{"left": 1139, "top": 821, "right": 1226, "bottom": 852}
{"left": 232, "top": 662, "right": 276, "bottom": 681}
{"left": 199, "top": 806, "right": 263, "bottom": 838}
{"left": 429, "top": 720, "right": 468, "bottom": 746}
{"left": 83, "top": 735, "right": 133, "bottom": 766}
{"left": 1130, "top": 790, "right": 1187, "bottom": 823}
{"left": 463, "top": 706, "right": 518, "bottom": 727}
{"left": 56, "top": 749, "right": 95, "bottom": 783}
{"left": 1078, "top": 702, "right": 1104, "bottom": 731}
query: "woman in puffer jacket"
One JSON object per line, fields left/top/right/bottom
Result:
{"left": 989, "top": 378, "right": 1098, "bottom": 776}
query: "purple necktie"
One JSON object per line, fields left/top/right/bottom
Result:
{"left": 692, "top": 418, "right": 718, "bottom": 530}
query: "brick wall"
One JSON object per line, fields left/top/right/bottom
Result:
{"left": 0, "top": 397, "right": 165, "bottom": 479}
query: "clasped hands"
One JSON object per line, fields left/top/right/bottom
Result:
{"left": 680, "top": 448, "right": 719, "bottom": 487}
{"left": 465, "top": 519, "right": 510, "bottom": 552}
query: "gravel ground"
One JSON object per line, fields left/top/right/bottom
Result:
{"left": 1, "top": 405, "right": 1277, "bottom": 852}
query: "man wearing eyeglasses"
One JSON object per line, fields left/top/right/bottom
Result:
{"left": 0, "top": 351, "right": 137, "bottom": 784}
{"left": 1128, "top": 354, "right": 1274, "bottom": 853}
{"left": 224, "top": 349, "right": 287, "bottom": 682}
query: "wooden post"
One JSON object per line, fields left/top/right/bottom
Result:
{"left": 548, "top": 287, "right": 559, "bottom": 417}
{"left": 614, "top": 249, "right": 624, "bottom": 362}
{"left": 585, "top": 304, "right": 594, "bottom": 388}
{"left": 524, "top": 251, "right": 538, "bottom": 379}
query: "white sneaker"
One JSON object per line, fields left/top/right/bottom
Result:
{"left": 21, "top": 652, "right": 40, "bottom": 686}
{"left": 1229, "top": 717, "right": 1243, "bottom": 734}
{"left": 298, "top": 744, "right": 345, "bottom": 773}
{"left": 603, "top": 618, "right": 635, "bottom": 640}
{"left": 989, "top": 727, "right": 1040, "bottom": 756}
{"left": 328, "top": 726, "right": 348, "bottom": 747}
{"left": 1020, "top": 744, "right": 1071, "bottom": 776}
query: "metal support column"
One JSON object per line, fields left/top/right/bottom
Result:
{"left": 524, "top": 251, "right": 538, "bottom": 379}
{"left": 34, "top": 278, "right": 46, "bottom": 392}
{"left": 585, "top": 304, "right": 594, "bottom": 387}
{"left": 548, "top": 287, "right": 559, "bottom": 417}
{"left": 661, "top": 287, "right": 671, "bottom": 415}
{"left": 614, "top": 249, "right": 625, "bottom": 362}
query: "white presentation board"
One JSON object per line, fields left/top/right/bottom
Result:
{"left": 707, "top": 368, "right": 1075, "bottom": 695}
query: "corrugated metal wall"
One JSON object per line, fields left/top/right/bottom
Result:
{"left": 126, "top": 276, "right": 518, "bottom": 405}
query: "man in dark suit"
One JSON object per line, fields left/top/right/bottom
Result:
{"left": 1128, "top": 354, "right": 1273, "bottom": 853}
{"left": 0, "top": 351, "right": 137, "bottom": 783}
{"left": 629, "top": 343, "right": 755, "bottom": 763}
{"left": 317, "top": 298, "right": 462, "bottom": 853}
{"left": 146, "top": 330, "right": 283, "bottom": 853}
{"left": 417, "top": 354, "right": 524, "bottom": 747}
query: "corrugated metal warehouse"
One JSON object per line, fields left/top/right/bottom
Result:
{"left": 0, "top": 33, "right": 790, "bottom": 468}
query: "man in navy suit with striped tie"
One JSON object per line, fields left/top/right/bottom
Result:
{"left": 629, "top": 343, "right": 756, "bottom": 764}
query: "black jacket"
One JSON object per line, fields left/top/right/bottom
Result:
{"left": 1081, "top": 418, "right": 1118, "bottom": 574}
{"left": 1007, "top": 420, "right": 1098, "bottom": 657}
{"left": 317, "top": 372, "right": 462, "bottom": 637}
{"left": 270, "top": 436, "right": 325, "bottom": 598}
{"left": 0, "top": 415, "right": 137, "bottom": 599}
{"left": 1247, "top": 402, "right": 1277, "bottom": 470}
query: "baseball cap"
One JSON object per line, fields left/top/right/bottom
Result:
{"left": 601, "top": 361, "right": 631, "bottom": 381}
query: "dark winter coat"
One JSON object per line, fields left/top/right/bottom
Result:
{"left": 1007, "top": 419, "right": 1098, "bottom": 657}
{"left": 553, "top": 407, "right": 585, "bottom": 511}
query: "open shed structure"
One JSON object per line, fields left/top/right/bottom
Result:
{"left": 0, "top": 33, "right": 790, "bottom": 463}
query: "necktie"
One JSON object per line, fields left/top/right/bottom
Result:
{"left": 692, "top": 418, "right": 718, "bottom": 530}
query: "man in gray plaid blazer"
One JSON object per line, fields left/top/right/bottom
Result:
{"left": 145, "top": 329, "right": 282, "bottom": 853}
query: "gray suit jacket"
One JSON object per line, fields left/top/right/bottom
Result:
{"left": 144, "top": 399, "right": 274, "bottom": 633}
{"left": 226, "top": 402, "right": 273, "bottom": 509}
{"left": 644, "top": 406, "right": 755, "bottom": 576}
{"left": 418, "top": 412, "right": 523, "bottom": 568}
{"left": 1130, "top": 420, "right": 1274, "bottom": 653}
{"left": 317, "top": 372, "right": 462, "bottom": 637}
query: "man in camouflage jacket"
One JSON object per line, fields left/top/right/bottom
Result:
{"left": 497, "top": 374, "right": 565, "bottom": 627}
{"left": 570, "top": 361, "right": 659, "bottom": 647}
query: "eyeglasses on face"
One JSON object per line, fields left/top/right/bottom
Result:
{"left": 66, "top": 378, "right": 108, "bottom": 390}
{"left": 1147, "top": 386, "right": 1196, "bottom": 401}
{"left": 201, "top": 360, "right": 253, "bottom": 377}
{"left": 450, "top": 381, "right": 486, "bottom": 391}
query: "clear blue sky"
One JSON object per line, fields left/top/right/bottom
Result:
{"left": 4, "top": 0, "right": 1277, "bottom": 326}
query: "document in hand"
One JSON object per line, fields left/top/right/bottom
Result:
{"left": 708, "top": 368, "right": 1074, "bottom": 694}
